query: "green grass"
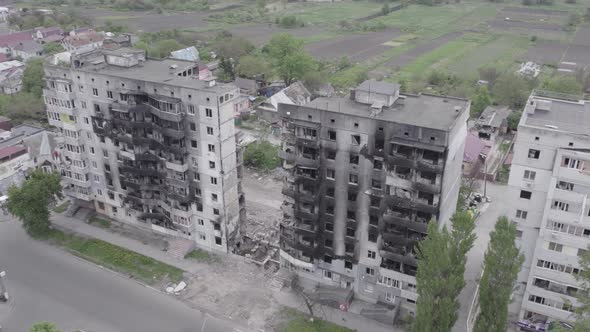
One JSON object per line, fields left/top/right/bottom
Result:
{"left": 243, "top": 140, "right": 281, "bottom": 171}
{"left": 88, "top": 216, "right": 112, "bottom": 229}
{"left": 45, "top": 230, "right": 184, "bottom": 285}
{"left": 185, "top": 249, "right": 219, "bottom": 262}
{"left": 52, "top": 201, "right": 70, "bottom": 214}
{"left": 278, "top": 309, "right": 354, "bottom": 332}
{"left": 329, "top": 65, "right": 370, "bottom": 90}
{"left": 270, "top": 1, "right": 382, "bottom": 27}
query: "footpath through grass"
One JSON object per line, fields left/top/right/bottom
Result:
{"left": 44, "top": 229, "right": 184, "bottom": 285}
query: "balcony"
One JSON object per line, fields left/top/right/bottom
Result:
{"left": 533, "top": 278, "right": 578, "bottom": 298}
{"left": 43, "top": 88, "right": 76, "bottom": 101}
{"left": 119, "top": 165, "right": 163, "bottom": 177}
{"left": 278, "top": 149, "right": 296, "bottom": 163}
{"left": 159, "top": 127, "right": 185, "bottom": 139}
{"left": 414, "top": 175, "right": 440, "bottom": 194}
{"left": 416, "top": 159, "right": 443, "bottom": 174}
{"left": 165, "top": 160, "right": 189, "bottom": 173}
{"left": 119, "top": 150, "right": 135, "bottom": 161}
{"left": 295, "top": 154, "right": 320, "bottom": 168}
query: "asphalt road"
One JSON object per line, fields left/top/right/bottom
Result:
{"left": 0, "top": 219, "right": 248, "bottom": 332}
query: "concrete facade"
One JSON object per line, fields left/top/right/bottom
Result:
{"left": 277, "top": 80, "right": 469, "bottom": 315}
{"left": 508, "top": 91, "right": 590, "bottom": 323}
{"left": 43, "top": 48, "right": 245, "bottom": 253}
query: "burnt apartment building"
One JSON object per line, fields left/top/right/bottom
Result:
{"left": 43, "top": 48, "right": 245, "bottom": 253}
{"left": 278, "top": 80, "right": 469, "bottom": 315}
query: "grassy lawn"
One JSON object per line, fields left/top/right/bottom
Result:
{"left": 373, "top": 2, "right": 500, "bottom": 39}
{"left": 45, "top": 230, "right": 184, "bottom": 285}
{"left": 88, "top": 215, "right": 112, "bottom": 229}
{"left": 446, "top": 34, "right": 531, "bottom": 77}
{"left": 185, "top": 249, "right": 219, "bottom": 263}
{"left": 278, "top": 309, "right": 354, "bottom": 332}
{"left": 52, "top": 201, "right": 70, "bottom": 214}
{"left": 270, "top": 1, "right": 382, "bottom": 27}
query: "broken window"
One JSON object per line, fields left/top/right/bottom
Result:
{"left": 328, "top": 130, "right": 336, "bottom": 140}
{"left": 349, "top": 154, "right": 359, "bottom": 165}
{"left": 347, "top": 210, "right": 356, "bottom": 220}
{"left": 324, "top": 255, "right": 332, "bottom": 264}
{"left": 326, "top": 150, "right": 336, "bottom": 160}
{"left": 348, "top": 192, "right": 357, "bottom": 201}
{"left": 326, "top": 205, "right": 334, "bottom": 215}
{"left": 369, "top": 214, "right": 379, "bottom": 225}
{"left": 346, "top": 227, "right": 355, "bottom": 237}
{"left": 345, "top": 261, "right": 353, "bottom": 270}
{"left": 372, "top": 179, "right": 382, "bottom": 190}
{"left": 326, "top": 187, "right": 335, "bottom": 197}
{"left": 349, "top": 174, "right": 358, "bottom": 184}
{"left": 325, "top": 223, "right": 333, "bottom": 231}
{"left": 325, "top": 239, "right": 333, "bottom": 248}
{"left": 373, "top": 159, "right": 383, "bottom": 170}
{"left": 351, "top": 135, "right": 361, "bottom": 145}
{"left": 528, "top": 149, "right": 540, "bottom": 159}
{"left": 326, "top": 169, "right": 335, "bottom": 179}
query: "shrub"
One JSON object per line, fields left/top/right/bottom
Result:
{"left": 243, "top": 141, "right": 281, "bottom": 171}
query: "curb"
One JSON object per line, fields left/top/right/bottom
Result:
{"left": 48, "top": 225, "right": 257, "bottom": 332}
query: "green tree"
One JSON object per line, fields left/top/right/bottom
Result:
{"left": 243, "top": 141, "right": 280, "bottom": 171}
{"left": 43, "top": 42, "right": 65, "bottom": 55}
{"left": 492, "top": 73, "right": 530, "bottom": 109}
{"left": 507, "top": 110, "right": 522, "bottom": 131}
{"left": 414, "top": 211, "right": 476, "bottom": 332}
{"left": 541, "top": 75, "right": 583, "bottom": 95}
{"left": 264, "top": 33, "right": 317, "bottom": 85}
{"left": 214, "top": 37, "right": 255, "bottom": 60}
{"left": 21, "top": 58, "right": 45, "bottom": 98}
{"left": 471, "top": 86, "right": 491, "bottom": 117}
{"left": 30, "top": 322, "right": 62, "bottom": 332}
{"left": 474, "top": 217, "right": 524, "bottom": 332}
{"left": 6, "top": 170, "right": 62, "bottom": 238}
{"left": 381, "top": 3, "right": 390, "bottom": 15}
{"left": 218, "top": 57, "right": 235, "bottom": 82}
{"left": 2, "top": 93, "right": 46, "bottom": 125}
{"left": 149, "top": 39, "right": 184, "bottom": 58}
{"left": 235, "top": 55, "right": 272, "bottom": 80}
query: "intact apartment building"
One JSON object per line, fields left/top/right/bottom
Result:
{"left": 508, "top": 91, "right": 590, "bottom": 323}
{"left": 278, "top": 80, "right": 469, "bottom": 314}
{"left": 43, "top": 48, "right": 245, "bottom": 253}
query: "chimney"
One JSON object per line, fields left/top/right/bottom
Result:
{"left": 526, "top": 99, "right": 536, "bottom": 115}
{"left": 349, "top": 88, "right": 356, "bottom": 101}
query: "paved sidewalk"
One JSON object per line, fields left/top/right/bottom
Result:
{"left": 51, "top": 214, "right": 203, "bottom": 273}
{"left": 273, "top": 290, "right": 402, "bottom": 332}
{"left": 50, "top": 213, "right": 402, "bottom": 332}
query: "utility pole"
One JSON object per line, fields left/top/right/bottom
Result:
{"left": 0, "top": 270, "right": 8, "bottom": 302}
{"left": 483, "top": 155, "right": 488, "bottom": 201}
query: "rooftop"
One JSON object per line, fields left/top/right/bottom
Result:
{"left": 303, "top": 92, "right": 469, "bottom": 131}
{"left": 476, "top": 105, "right": 511, "bottom": 128}
{"left": 523, "top": 91, "right": 590, "bottom": 135}
{"left": 48, "top": 48, "right": 236, "bottom": 93}
{"left": 356, "top": 80, "right": 400, "bottom": 95}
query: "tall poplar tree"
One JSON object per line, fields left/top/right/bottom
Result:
{"left": 474, "top": 216, "right": 524, "bottom": 332}
{"left": 413, "top": 211, "right": 476, "bottom": 332}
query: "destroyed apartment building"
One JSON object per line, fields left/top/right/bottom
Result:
{"left": 43, "top": 47, "right": 245, "bottom": 253}
{"left": 278, "top": 80, "right": 469, "bottom": 316}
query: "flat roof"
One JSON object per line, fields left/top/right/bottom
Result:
{"left": 49, "top": 50, "right": 236, "bottom": 94}
{"left": 523, "top": 95, "right": 590, "bottom": 135}
{"left": 83, "top": 57, "right": 236, "bottom": 93}
{"left": 303, "top": 93, "right": 469, "bottom": 131}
